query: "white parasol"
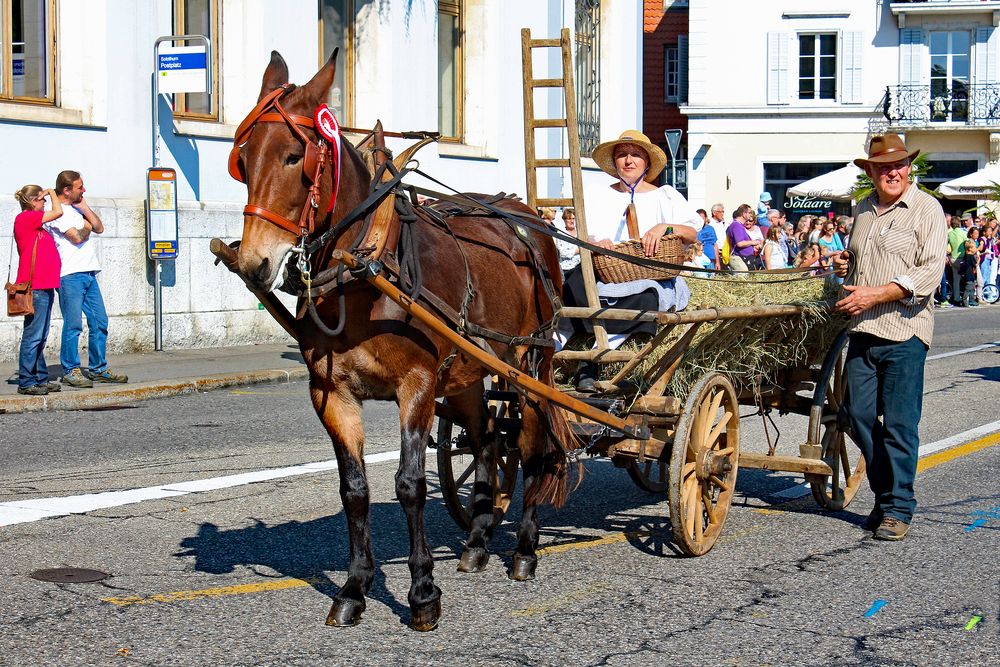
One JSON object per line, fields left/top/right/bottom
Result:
{"left": 937, "top": 162, "right": 1000, "bottom": 200}
{"left": 786, "top": 164, "right": 862, "bottom": 203}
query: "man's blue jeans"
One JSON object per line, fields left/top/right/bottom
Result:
{"left": 58, "top": 271, "right": 109, "bottom": 374}
{"left": 18, "top": 288, "right": 55, "bottom": 389}
{"left": 845, "top": 333, "right": 927, "bottom": 523}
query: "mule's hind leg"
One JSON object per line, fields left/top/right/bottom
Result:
{"left": 446, "top": 381, "right": 495, "bottom": 573}
{"left": 310, "top": 386, "right": 373, "bottom": 627}
{"left": 397, "top": 374, "right": 444, "bottom": 631}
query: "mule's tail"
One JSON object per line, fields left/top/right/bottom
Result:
{"left": 522, "top": 360, "right": 583, "bottom": 509}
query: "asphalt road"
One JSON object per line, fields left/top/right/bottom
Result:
{"left": 1, "top": 306, "right": 998, "bottom": 666}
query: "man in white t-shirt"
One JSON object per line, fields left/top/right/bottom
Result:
{"left": 50, "top": 170, "right": 127, "bottom": 387}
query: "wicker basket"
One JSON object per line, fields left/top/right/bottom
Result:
{"left": 593, "top": 234, "right": 685, "bottom": 283}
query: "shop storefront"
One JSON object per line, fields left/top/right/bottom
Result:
{"left": 764, "top": 162, "right": 853, "bottom": 222}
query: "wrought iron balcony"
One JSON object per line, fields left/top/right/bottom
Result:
{"left": 880, "top": 84, "right": 1000, "bottom": 127}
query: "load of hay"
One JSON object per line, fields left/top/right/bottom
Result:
{"left": 557, "top": 272, "right": 848, "bottom": 398}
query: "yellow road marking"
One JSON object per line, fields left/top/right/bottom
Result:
{"left": 102, "top": 578, "right": 314, "bottom": 607}
{"left": 511, "top": 582, "right": 609, "bottom": 617}
{"left": 103, "top": 431, "right": 1000, "bottom": 609}
{"left": 918, "top": 431, "right": 1000, "bottom": 472}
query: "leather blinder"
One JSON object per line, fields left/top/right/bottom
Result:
{"left": 303, "top": 142, "right": 320, "bottom": 182}
{"left": 228, "top": 146, "right": 246, "bottom": 183}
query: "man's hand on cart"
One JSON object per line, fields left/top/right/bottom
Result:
{"left": 831, "top": 250, "right": 851, "bottom": 278}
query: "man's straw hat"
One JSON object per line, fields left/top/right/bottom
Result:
{"left": 591, "top": 130, "right": 667, "bottom": 182}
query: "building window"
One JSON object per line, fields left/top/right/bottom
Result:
{"left": 576, "top": 0, "right": 601, "bottom": 156}
{"left": 1, "top": 0, "right": 55, "bottom": 103}
{"left": 663, "top": 36, "right": 687, "bottom": 105}
{"left": 438, "top": 0, "right": 462, "bottom": 141}
{"left": 173, "top": 0, "right": 219, "bottom": 119}
{"left": 798, "top": 33, "right": 836, "bottom": 100}
{"left": 665, "top": 45, "right": 679, "bottom": 103}
{"left": 930, "top": 30, "right": 971, "bottom": 123}
{"left": 319, "top": 0, "right": 353, "bottom": 124}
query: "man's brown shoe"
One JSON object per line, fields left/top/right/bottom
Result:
{"left": 874, "top": 516, "right": 910, "bottom": 541}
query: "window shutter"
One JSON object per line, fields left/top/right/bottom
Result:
{"left": 840, "top": 31, "right": 863, "bottom": 104}
{"left": 678, "top": 34, "right": 689, "bottom": 105}
{"left": 899, "top": 28, "right": 924, "bottom": 86}
{"left": 767, "top": 32, "right": 790, "bottom": 105}
{"left": 976, "top": 27, "right": 998, "bottom": 85}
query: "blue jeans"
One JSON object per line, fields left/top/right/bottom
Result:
{"left": 18, "top": 288, "right": 55, "bottom": 389}
{"left": 845, "top": 333, "right": 927, "bottom": 523}
{"left": 58, "top": 271, "right": 109, "bottom": 373}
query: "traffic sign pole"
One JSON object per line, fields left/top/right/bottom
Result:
{"left": 664, "top": 129, "right": 683, "bottom": 189}
{"left": 150, "top": 35, "right": 211, "bottom": 350}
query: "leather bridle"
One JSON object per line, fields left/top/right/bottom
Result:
{"left": 228, "top": 84, "right": 341, "bottom": 239}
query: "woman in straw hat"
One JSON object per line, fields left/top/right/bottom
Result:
{"left": 558, "top": 130, "right": 701, "bottom": 391}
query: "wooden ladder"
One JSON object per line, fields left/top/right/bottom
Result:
{"left": 520, "top": 27, "right": 607, "bottom": 349}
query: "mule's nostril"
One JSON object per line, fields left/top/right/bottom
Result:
{"left": 255, "top": 257, "right": 271, "bottom": 284}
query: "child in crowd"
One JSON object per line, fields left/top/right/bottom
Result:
{"left": 958, "top": 239, "right": 980, "bottom": 307}
{"left": 682, "top": 241, "right": 713, "bottom": 279}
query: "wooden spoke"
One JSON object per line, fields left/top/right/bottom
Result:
{"left": 455, "top": 459, "right": 475, "bottom": 487}
{"left": 709, "top": 474, "right": 730, "bottom": 493}
{"left": 669, "top": 373, "right": 740, "bottom": 557}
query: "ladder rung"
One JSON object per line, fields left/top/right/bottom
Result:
{"left": 531, "top": 159, "right": 570, "bottom": 168}
{"left": 536, "top": 197, "right": 575, "bottom": 207}
{"left": 531, "top": 118, "right": 568, "bottom": 128}
{"left": 530, "top": 38, "right": 561, "bottom": 48}
{"left": 531, "top": 78, "right": 564, "bottom": 88}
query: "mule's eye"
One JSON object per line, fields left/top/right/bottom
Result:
{"left": 284, "top": 153, "right": 303, "bottom": 166}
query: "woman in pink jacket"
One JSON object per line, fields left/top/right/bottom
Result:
{"left": 13, "top": 184, "right": 63, "bottom": 395}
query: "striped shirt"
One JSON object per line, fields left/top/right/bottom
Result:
{"left": 846, "top": 183, "right": 946, "bottom": 346}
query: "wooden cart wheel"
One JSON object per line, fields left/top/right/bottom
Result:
{"left": 436, "top": 413, "right": 520, "bottom": 533}
{"left": 668, "top": 373, "right": 740, "bottom": 556}
{"left": 627, "top": 458, "right": 669, "bottom": 493}
{"left": 809, "top": 339, "right": 866, "bottom": 511}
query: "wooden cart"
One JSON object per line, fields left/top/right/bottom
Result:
{"left": 431, "top": 28, "right": 865, "bottom": 557}
{"left": 433, "top": 309, "right": 864, "bottom": 557}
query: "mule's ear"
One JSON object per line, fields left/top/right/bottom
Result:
{"left": 258, "top": 51, "right": 289, "bottom": 102}
{"left": 300, "top": 48, "right": 339, "bottom": 103}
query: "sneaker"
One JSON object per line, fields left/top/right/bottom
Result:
{"left": 874, "top": 516, "right": 910, "bottom": 541}
{"left": 83, "top": 368, "right": 128, "bottom": 384}
{"left": 17, "top": 385, "right": 49, "bottom": 396}
{"left": 936, "top": 301, "right": 953, "bottom": 309}
{"left": 42, "top": 381, "right": 62, "bottom": 393}
{"left": 62, "top": 368, "right": 94, "bottom": 388}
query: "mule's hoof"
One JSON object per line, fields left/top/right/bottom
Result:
{"left": 409, "top": 596, "right": 442, "bottom": 632}
{"left": 457, "top": 547, "right": 490, "bottom": 573}
{"left": 509, "top": 555, "right": 537, "bottom": 581}
{"left": 325, "top": 599, "right": 365, "bottom": 627}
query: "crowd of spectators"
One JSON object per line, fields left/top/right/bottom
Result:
{"left": 938, "top": 211, "right": 998, "bottom": 308}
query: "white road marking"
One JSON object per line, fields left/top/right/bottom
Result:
{"left": 927, "top": 340, "right": 1000, "bottom": 361}
{"left": 5, "top": 419, "right": 1000, "bottom": 528}
{"left": 0, "top": 450, "right": 404, "bottom": 527}
{"left": 771, "top": 418, "right": 1000, "bottom": 501}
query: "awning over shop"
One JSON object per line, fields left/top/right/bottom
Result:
{"left": 937, "top": 163, "right": 1000, "bottom": 200}
{"left": 786, "top": 164, "right": 861, "bottom": 203}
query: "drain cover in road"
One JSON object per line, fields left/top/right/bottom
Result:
{"left": 30, "top": 568, "right": 110, "bottom": 583}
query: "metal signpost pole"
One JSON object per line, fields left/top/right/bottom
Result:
{"left": 150, "top": 35, "right": 211, "bottom": 351}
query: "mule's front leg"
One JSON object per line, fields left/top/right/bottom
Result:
{"left": 397, "top": 391, "right": 441, "bottom": 631}
{"left": 311, "top": 387, "right": 373, "bottom": 627}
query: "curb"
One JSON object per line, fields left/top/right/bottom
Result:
{"left": 0, "top": 367, "right": 310, "bottom": 414}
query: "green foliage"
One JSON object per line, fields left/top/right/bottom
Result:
{"left": 852, "top": 153, "right": 940, "bottom": 202}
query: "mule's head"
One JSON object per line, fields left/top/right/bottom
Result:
{"left": 231, "top": 50, "right": 341, "bottom": 292}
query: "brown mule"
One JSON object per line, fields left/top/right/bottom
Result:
{"left": 229, "top": 50, "right": 575, "bottom": 630}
